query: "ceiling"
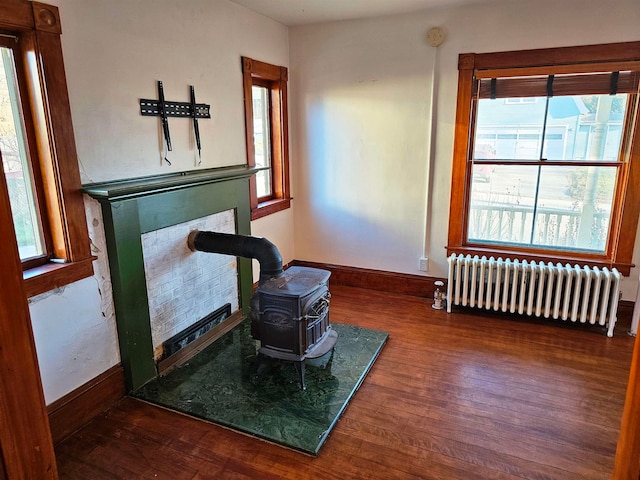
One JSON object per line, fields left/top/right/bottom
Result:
{"left": 229, "top": 0, "right": 485, "bottom": 26}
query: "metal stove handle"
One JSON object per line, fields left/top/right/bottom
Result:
{"left": 303, "top": 292, "right": 331, "bottom": 321}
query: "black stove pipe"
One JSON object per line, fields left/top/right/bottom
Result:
{"left": 187, "top": 230, "right": 283, "bottom": 284}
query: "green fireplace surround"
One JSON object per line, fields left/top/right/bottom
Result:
{"left": 83, "top": 165, "right": 259, "bottom": 391}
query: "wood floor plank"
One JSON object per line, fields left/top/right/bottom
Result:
{"left": 55, "top": 285, "right": 635, "bottom": 480}
{"left": 332, "top": 415, "right": 580, "bottom": 480}
{"left": 354, "top": 383, "right": 620, "bottom": 455}
{"left": 340, "top": 399, "right": 612, "bottom": 477}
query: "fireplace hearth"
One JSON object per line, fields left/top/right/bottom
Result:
{"left": 187, "top": 230, "right": 338, "bottom": 389}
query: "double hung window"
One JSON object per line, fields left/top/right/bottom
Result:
{"left": 447, "top": 42, "right": 640, "bottom": 274}
{"left": 241, "top": 57, "right": 291, "bottom": 220}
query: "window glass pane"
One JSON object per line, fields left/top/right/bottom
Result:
{"left": 542, "top": 94, "right": 628, "bottom": 161}
{"left": 468, "top": 164, "right": 616, "bottom": 253}
{"left": 252, "top": 85, "right": 272, "bottom": 198}
{"left": 1, "top": 47, "right": 44, "bottom": 260}
{"left": 533, "top": 166, "right": 614, "bottom": 252}
{"left": 468, "top": 165, "right": 538, "bottom": 245}
{"left": 474, "top": 97, "right": 547, "bottom": 160}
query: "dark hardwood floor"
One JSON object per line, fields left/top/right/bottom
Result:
{"left": 55, "top": 285, "right": 636, "bottom": 479}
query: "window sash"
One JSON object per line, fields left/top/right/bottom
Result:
{"left": 467, "top": 163, "right": 619, "bottom": 253}
{"left": 251, "top": 81, "right": 274, "bottom": 201}
{"left": 471, "top": 93, "right": 633, "bottom": 165}
{"left": 0, "top": 36, "right": 52, "bottom": 269}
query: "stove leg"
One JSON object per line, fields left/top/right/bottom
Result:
{"left": 294, "top": 361, "right": 306, "bottom": 390}
{"left": 324, "top": 348, "right": 335, "bottom": 370}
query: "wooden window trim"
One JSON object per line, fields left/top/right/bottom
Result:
{"left": 241, "top": 56, "right": 291, "bottom": 221}
{"left": 447, "top": 41, "right": 640, "bottom": 276}
{"left": 1, "top": 0, "right": 94, "bottom": 297}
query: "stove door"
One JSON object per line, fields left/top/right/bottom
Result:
{"left": 259, "top": 296, "right": 303, "bottom": 358}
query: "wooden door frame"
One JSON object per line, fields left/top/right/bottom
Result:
{"left": 613, "top": 327, "right": 640, "bottom": 479}
{"left": 0, "top": 163, "right": 58, "bottom": 477}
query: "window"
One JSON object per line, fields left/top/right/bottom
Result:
{"left": 447, "top": 42, "right": 640, "bottom": 275}
{"left": 1, "top": 39, "right": 49, "bottom": 267}
{"left": 252, "top": 83, "right": 272, "bottom": 199}
{"left": 241, "top": 57, "right": 290, "bottom": 220}
{"left": 1, "top": 1, "right": 94, "bottom": 296}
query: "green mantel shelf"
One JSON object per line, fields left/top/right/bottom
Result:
{"left": 82, "top": 164, "right": 258, "bottom": 392}
{"left": 82, "top": 164, "right": 260, "bottom": 201}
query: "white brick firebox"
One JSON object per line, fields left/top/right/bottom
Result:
{"left": 141, "top": 210, "right": 238, "bottom": 360}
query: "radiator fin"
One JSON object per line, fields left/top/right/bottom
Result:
{"left": 446, "top": 254, "right": 621, "bottom": 337}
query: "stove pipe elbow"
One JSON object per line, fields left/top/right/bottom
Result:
{"left": 187, "top": 230, "right": 283, "bottom": 283}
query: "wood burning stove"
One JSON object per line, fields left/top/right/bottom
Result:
{"left": 251, "top": 266, "right": 337, "bottom": 389}
{"left": 188, "top": 231, "right": 338, "bottom": 389}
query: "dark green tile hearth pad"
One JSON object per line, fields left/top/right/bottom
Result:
{"left": 132, "top": 320, "right": 388, "bottom": 455}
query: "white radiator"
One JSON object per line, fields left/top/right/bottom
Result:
{"left": 446, "top": 254, "right": 621, "bottom": 337}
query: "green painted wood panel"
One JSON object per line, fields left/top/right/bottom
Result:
{"left": 85, "top": 167, "right": 258, "bottom": 391}
{"left": 100, "top": 200, "right": 156, "bottom": 390}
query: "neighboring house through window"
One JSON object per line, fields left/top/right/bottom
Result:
{"left": 0, "top": 1, "right": 94, "bottom": 296}
{"left": 447, "top": 42, "right": 640, "bottom": 275}
{"left": 241, "top": 56, "right": 291, "bottom": 220}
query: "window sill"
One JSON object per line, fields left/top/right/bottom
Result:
{"left": 446, "top": 245, "right": 633, "bottom": 276}
{"left": 251, "top": 198, "right": 291, "bottom": 221}
{"left": 23, "top": 257, "right": 95, "bottom": 298}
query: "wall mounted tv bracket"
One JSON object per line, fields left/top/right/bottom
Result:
{"left": 140, "top": 81, "right": 211, "bottom": 165}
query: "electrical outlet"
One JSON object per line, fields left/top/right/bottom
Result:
{"left": 419, "top": 257, "right": 428, "bottom": 272}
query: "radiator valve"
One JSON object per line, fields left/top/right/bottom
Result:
{"left": 433, "top": 281, "right": 445, "bottom": 310}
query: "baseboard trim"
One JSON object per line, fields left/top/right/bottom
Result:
{"left": 291, "top": 260, "right": 445, "bottom": 298}
{"left": 47, "top": 364, "right": 125, "bottom": 445}
{"left": 620, "top": 300, "right": 635, "bottom": 309}
{"left": 619, "top": 300, "right": 635, "bottom": 325}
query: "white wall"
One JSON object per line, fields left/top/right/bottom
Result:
{"left": 289, "top": 0, "right": 640, "bottom": 299}
{"left": 27, "top": 0, "right": 292, "bottom": 404}
{"left": 29, "top": 199, "right": 119, "bottom": 404}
